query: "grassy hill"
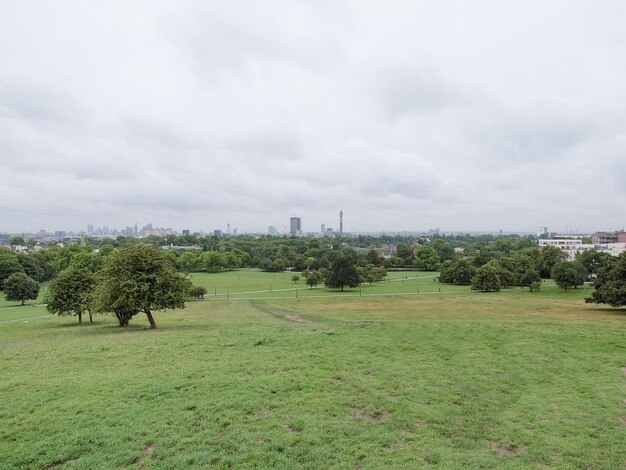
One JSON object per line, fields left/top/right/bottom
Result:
{"left": 0, "top": 272, "right": 625, "bottom": 468}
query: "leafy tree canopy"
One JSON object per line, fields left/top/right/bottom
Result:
{"left": 95, "top": 245, "right": 192, "bottom": 329}
{"left": 46, "top": 267, "right": 96, "bottom": 324}
{"left": 585, "top": 253, "right": 626, "bottom": 307}
{"left": 3, "top": 272, "right": 39, "bottom": 305}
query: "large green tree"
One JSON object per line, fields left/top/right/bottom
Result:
{"left": 439, "top": 259, "right": 474, "bottom": 285}
{"left": 585, "top": 253, "right": 626, "bottom": 307}
{"left": 95, "top": 245, "right": 192, "bottom": 329}
{"left": 46, "top": 267, "right": 96, "bottom": 324}
{"left": 413, "top": 246, "right": 441, "bottom": 271}
{"left": 471, "top": 261, "right": 501, "bottom": 292}
{"left": 325, "top": 255, "right": 360, "bottom": 291}
{"left": 551, "top": 261, "right": 586, "bottom": 290}
{"left": 3, "top": 272, "right": 40, "bottom": 305}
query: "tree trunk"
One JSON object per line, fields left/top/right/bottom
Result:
{"left": 116, "top": 312, "right": 130, "bottom": 327}
{"left": 145, "top": 311, "right": 158, "bottom": 329}
{"left": 78, "top": 312, "right": 82, "bottom": 325}
{"left": 21, "top": 299, "right": 25, "bottom": 306}
{"left": 88, "top": 310, "right": 93, "bottom": 323}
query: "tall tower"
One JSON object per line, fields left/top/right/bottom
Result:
{"left": 339, "top": 210, "right": 343, "bottom": 234}
{"left": 290, "top": 217, "right": 302, "bottom": 237}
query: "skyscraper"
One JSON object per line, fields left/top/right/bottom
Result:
{"left": 339, "top": 210, "right": 343, "bottom": 234}
{"left": 290, "top": 217, "right": 302, "bottom": 237}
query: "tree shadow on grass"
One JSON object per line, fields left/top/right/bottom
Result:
{"left": 592, "top": 307, "right": 626, "bottom": 316}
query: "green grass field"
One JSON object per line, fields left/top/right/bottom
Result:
{"left": 1, "top": 270, "right": 625, "bottom": 468}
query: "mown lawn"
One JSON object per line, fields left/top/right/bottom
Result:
{"left": 0, "top": 281, "right": 625, "bottom": 469}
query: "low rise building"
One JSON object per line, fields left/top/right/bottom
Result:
{"left": 592, "top": 230, "right": 626, "bottom": 244}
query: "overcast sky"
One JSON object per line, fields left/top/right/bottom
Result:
{"left": 1, "top": 1, "right": 625, "bottom": 235}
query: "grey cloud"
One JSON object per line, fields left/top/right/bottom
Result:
{"left": 0, "top": 1, "right": 625, "bottom": 233}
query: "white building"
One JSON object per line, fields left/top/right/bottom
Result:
{"left": 539, "top": 238, "right": 626, "bottom": 260}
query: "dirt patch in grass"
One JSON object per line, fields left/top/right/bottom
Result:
{"left": 354, "top": 410, "right": 392, "bottom": 422}
{"left": 490, "top": 443, "right": 528, "bottom": 456}
{"left": 621, "top": 366, "right": 626, "bottom": 376}
{"left": 144, "top": 444, "right": 154, "bottom": 457}
{"left": 251, "top": 410, "right": 270, "bottom": 420}
{"left": 330, "top": 376, "right": 342, "bottom": 383}
{"left": 45, "top": 457, "right": 79, "bottom": 469}
{"left": 282, "top": 313, "right": 315, "bottom": 324}
{"left": 254, "top": 304, "right": 316, "bottom": 325}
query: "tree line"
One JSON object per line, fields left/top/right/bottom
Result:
{"left": 2, "top": 234, "right": 625, "bottom": 325}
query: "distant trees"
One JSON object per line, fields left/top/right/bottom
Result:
{"left": 325, "top": 255, "right": 360, "bottom": 291}
{"left": 577, "top": 250, "right": 613, "bottom": 280}
{"left": 9, "top": 236, "right": 25, "bottom": 246}
{"left": 551, "top": 261, "right": 586, "bottom": 290}
{"left": 46, "top": 267, "right": 96, "bottom": 324}
{"left": 519, "top": 268, "right": 541, "bottom": 288}
{"left": 471, "top": 261, "right": 501, "bottom": 292}
{"left": 365, "top": 249, "right": 382, "bottom": 265}
{"left": 358, "top": 265, "right": 387, "bottom": 285}
{"left": 95, "top": 245, "right": 192, "bottom": 329}
{"left": 439, "top": 259, "right": 474, "bottom": 285}
{"left": 585, "top": 253, "right": 626, "bottom": 307}
{"left": 291, "top": 274, "right": 300, "bottom": 283}
{"left": 413, "top": 246, "right": 440, "bottom": 271}
{"left": 0, "top": 251, "right": 25, "bottom": 288}
{"left": 539, "top": 246, "right": 568, "bottom": 278}
{"left": 178, "top": 251, "right": 201, "bottom": 273}
{"left": 306, "top": 271, "right": 323, "bottom": 289}
{"left": 3, "top": 272, "right": 40, "bottom": 305}
{"left": 189, "top": 286, "right": 207, "bottom": 300}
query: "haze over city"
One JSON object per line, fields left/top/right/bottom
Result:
{"left": 1, "top": 1, "right": 625, "bottom": 233}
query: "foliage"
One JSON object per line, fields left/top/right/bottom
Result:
{"left": 529, "top": 281, "right": 541, "bottom": 292}
{"left": 577, "top": 250, "right": 613, "bottom": 279}
{"left": 46, "top": 267, "right": 96, "bottom": 324}
{"left": 68, "top": 252, "right": 103, "bottom": 274}
{"left": 439, "top": 259, "right": 474, "bottom": 285}
{"left": 10, "top": 236, "right": 26, "bottom": 246}
{"left": 471, "top": 261, "right": 501, "bottom": 292}
{"left": 0, "top": 251, "right": 25, "bottom": 289}
{"left": 3, "top": 272, "right": 40, "bottom": 305}
{"left": 177, "top": 251, "right": 201, "bottom": 273}
{"left": 585, "top": 253, "right": 626, "bottom": 307}
{"left": 431, "top": 239, "right": 456, "bottom": 262}
{"left": 551, "top": 261, "right": 586, "bottom": 290}
{"left": 358, "top": 265, "right": 388, "bottom": 285}
{"left": 95, "top": 245, "right": 192, "bottom": 328}
{"left": 413, "top": 246, "right": 441, "bottom": 271}
{"left": 539, "top": 246, "right": 568, "bottom": 278}
{"left": 325, "top": 255, "right": 360, "bottom": 291}
{"left": 364, "top": 249, "right": 381, "bottom": 265}
{"left": 17, "top": 253, "right": 44, "bottom": 282}
{"left": 382, "top": 257, "right": 404, "bottom": 268}
{"left": 291, "top": 274, "right": 300, "bottom": 283}
{"left": 305, "top": 271, "right": 323, "bottom": 289}
{"left": 189, "top": 286, "right": 207, "bottom": 300}
{"left": 519, "top": 268, "right": 541, "bottom": 288}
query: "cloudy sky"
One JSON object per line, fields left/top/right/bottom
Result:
{"left": 1, "top": 1, "right": 625, "bottom": 234}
